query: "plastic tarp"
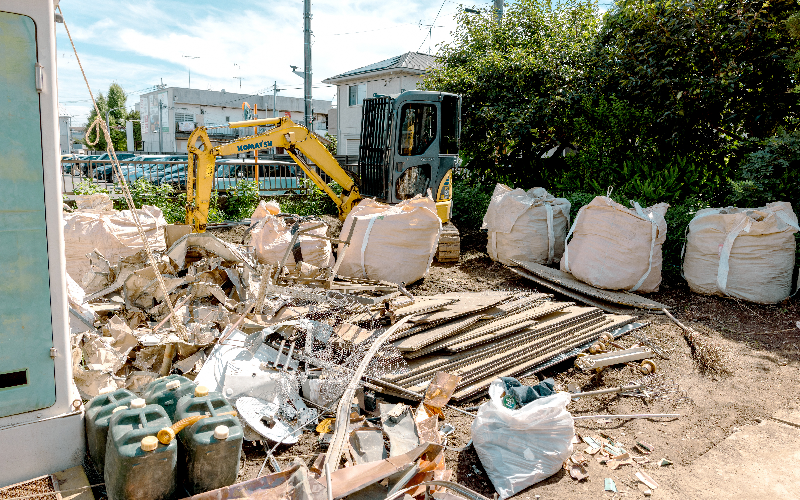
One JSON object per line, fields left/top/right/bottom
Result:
{"left": 561, "top": 196, "right": 669, "bottom": 293}
{"left": 63, "top": 203, "right": 167, "bottom": 282}
{"left": 683, "top": 202, "right": 799, "bottom": 304}
{"left": 336, "top": 196, "right": 442, "bottom": 285}
{"left": 250, "top": 210, "right": 333, "bottom": 269}
{"left": 483, "top": 184, "right": 571, "bottom": 265}
{"left": 472, "top": 380, "right": 574, "bottom": 499}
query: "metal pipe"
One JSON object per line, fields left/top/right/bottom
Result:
{"left": 573, "top": 413, "right": 679, "bottom": 421}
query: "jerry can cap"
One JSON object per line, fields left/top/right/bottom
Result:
{"left": 130, "top": 398, "right": 146, "bottom": 409}
{"left": 140, "top": 436, "right": 159, "bottom": 452}
{"left": 165, "top": 380, "right": 181, "bottom": 390}
{"left": 214, "top": 425, "right": 229, "bottom": 440}
{"left": 194, "top": 386, "right": 209, "bottom": 397}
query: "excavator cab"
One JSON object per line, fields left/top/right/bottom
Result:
{"left": 357, "top": 91, "right": 460, "bottom": 222}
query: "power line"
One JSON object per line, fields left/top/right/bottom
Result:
{"left": 417, "top": 0, "right": 449, "bottom": 52}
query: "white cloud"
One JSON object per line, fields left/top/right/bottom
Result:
{"left": 56, "top": 0, "right": 465, "bottom": 123}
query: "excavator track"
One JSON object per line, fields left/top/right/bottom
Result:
{"left": 436, "top": 222, "right": 461, "bottom": 263}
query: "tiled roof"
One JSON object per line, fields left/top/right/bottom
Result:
{"left": 323, "top": 52, "right": 436, "bottom": 82}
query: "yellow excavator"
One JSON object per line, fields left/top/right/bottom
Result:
{"left": 186, "top": 90, "right": 461, "bottom": 261}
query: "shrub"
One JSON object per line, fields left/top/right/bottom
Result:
{"left": 451, "top": 179, "right": 493, "bottom": 230}
{"left": 268, "top": 179, "right": 341, "bottom": 217}
{"left": 73, "top": 180, "right": 110, "bottom": 196}
{"left": 728, "top": 131, "right": 800, "bottom": 209}
{"left": 224, "top": 180, "right": 261, "bottom": 221}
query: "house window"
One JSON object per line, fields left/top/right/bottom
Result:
{"left": 225, "top": 116, "right": 230, "bottom": 123}
{"left": 348, "top": 84, "right": 366, "bottom": 106}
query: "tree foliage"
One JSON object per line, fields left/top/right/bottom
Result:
{"left": 424, "top": 0, "right": 800, "bottom": 210}
{"left": 422, "top": 0, "right": 601, "bottom": 184}
{"left": 84, "top": 83, "right": 132, "bottom": 151}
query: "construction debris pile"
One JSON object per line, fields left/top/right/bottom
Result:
{"left": 63, "top": 195, "right": 675, "bottom": 500}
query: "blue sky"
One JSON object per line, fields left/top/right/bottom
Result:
{"left": 56, "top": 0, "right": 613, "bottom": 125}
{"left": 55, "top": 0, "right": 480, "bottom": 124}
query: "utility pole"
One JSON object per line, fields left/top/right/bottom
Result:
{"left": 303, "top": 0, "right": 313, "bottom": 131}
{"left": 493, "top": 0, "right": 503, "bottom": 23}
{"left": 158, "top": 99, "right": 164, "bottom": 154}
{"left": 272, "top": 81, "right": 281, "bottom": 156}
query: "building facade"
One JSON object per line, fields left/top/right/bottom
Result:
{"left": 322, "top": 52, "right": 436, "bottom": 155}
{"left": 137, "top": 87, "right": 332, "bottom": 154}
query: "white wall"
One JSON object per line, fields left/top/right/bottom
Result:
{"left": 335, "top": 72, "right": 424, "bottom": 155}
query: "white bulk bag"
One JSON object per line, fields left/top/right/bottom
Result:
{"left": 63, "top": 205, "right": 167, "bottom": 282}
{"left": 337, "top": 196, "right": 441, "bottom": 285}
{"left": 561, "top": 196, "right": 669, "bottom": 293}
{"left": 482, "top": 184, "right": 571, "bottom": 265}
{"left": 472, "top": 380, "right": 574, "bottom": 499}
{"left": 683, "top": 202, "right": 799, "bottom": 304}
{"left": 250, "top": 213, "right": 333, "bottom": 269}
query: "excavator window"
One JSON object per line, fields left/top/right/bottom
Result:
{"left": 398, "top": 104, "right": 436, "bottom": 156}
{"left": 441, "top": 95, "right": 460, "bottom": 155}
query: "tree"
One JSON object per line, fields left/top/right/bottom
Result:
{"left": 583, "top": 0, "right": 800, "bottom": 170}
{"left": 83, "top": 83, "right": 129, "bottom": 151}
{"left": 422, "top": 0, "right": 601, "bottom": 185}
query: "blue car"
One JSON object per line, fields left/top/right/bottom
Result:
{"left": 92, "top": 152, "right": 137, "bottom": 181}
{"left": 113, "top": 155, "right": 167, "bottom": 184}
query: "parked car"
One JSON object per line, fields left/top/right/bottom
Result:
{"left": 113, "top": 155, "right": 167, "bottom": 184}
{"left": 79, "top": 154, "right": 101, "bottom": 176}
{"left": 92, "top": 152, "right": 137, "bottom": 181}
{"left": 151, "top": 156, "right": 189, "bottom": 185}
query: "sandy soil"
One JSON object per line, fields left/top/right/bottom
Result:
{"left": 227, "top": 226, "right": 800, "bottom": 499}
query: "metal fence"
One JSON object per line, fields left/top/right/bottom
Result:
{"left": 61, "top": 159, "right": 308, "bottom": 197}
{"left": 61, "top": 154, "right": 361, "bottom": 197}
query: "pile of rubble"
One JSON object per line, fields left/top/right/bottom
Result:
{"left": 64, "top": 195, "right": 673, "bottom": 500}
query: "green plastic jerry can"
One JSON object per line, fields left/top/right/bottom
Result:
{"left": 85, "top": 388, "right": 137, "bottom": 474}
{"left": 174, "top": 386, "right": 243, "bottom": 494}
{"left": 105, "top": 398, "right": 177, "bottom": 500}
{"left": 143, "top": 374, "right": 196, "bottom": 421}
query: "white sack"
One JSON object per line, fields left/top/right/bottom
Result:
{"left": 561, "top": 196, "right": 669, "bottom": 293}
{"left": 482, "top": 184, "right": 570, "bottom": 265}
{"left": 250, "top": 214, "right": 333, "bottom": 269}
{"left": 337, "top": 196, "right": 441, "bottom": 285}
{"left": 63, "top": 205, "right": 167, "bottom": 282}
{"left": 683, "top": 202, "right": 799, "bottom": 304}
{"left": 472, "top": 380, "right": 574, "bottom": 499}
{"left": 75, "top": 193, "right": 113, "bottom": 211}
{"left": 251, "top": 200, "right": 281, "bottom": 219}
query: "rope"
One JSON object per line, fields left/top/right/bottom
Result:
{"left": 58, "top": 6, "right": 188, "bottom": 340}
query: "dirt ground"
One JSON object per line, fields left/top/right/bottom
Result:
{"left": 224, "top": 226, "right": 800, "bottom": 499}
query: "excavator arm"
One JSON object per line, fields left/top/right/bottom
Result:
{"left": 186, "top": 117, "right": 361, "bottom": 232}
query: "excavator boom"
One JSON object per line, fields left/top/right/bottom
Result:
{"left": 186, "top": 116, "right": 361, "bottom": 232}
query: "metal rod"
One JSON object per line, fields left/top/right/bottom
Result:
{"left": 324, "top": 462, "right": 333, "bottom": 500}
{"left": 573, "top": 413, "right": 679, "bottom": 421}
{"left": 151, "top": 294, "right": 192, "bottom": 332}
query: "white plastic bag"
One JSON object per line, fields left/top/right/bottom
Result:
{"left": 472, "top": 380, "right": 574, "bottom": 499}
{"left": 482, "top": 184, "right": 571, "bottom": 265}
{"left": 683, "top": 202, "right": 799, "bottom": 303}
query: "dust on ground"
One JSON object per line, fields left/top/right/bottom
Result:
{"left": 225, "top": 225, "right": 800, "bottom": 499}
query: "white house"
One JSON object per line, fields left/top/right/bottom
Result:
{"left": 137, "top": 87, "right": 332, "bottom": 154}
{"left": 322, "top": 52, "right": 436, "bottom": 155}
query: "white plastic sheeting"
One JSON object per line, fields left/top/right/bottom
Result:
{"left": 472, "top": 380, "right": 574, "bottom": 499}
{"left": 562, "top": 196, "right": 669, "bottom": 293}
{"left": 482, "top": 184, "right": 571, "bottom": 265}
{"left": 63, "top": 202, "right": 167, "bottom": 282}
{"left": 683, "top": 202, "right": 799, "bottom": 304}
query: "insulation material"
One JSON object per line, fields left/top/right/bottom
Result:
{"left": 337, "top": 196, "right": 442, "bottom": 285}
{"left": 483, "top": 184, "right": 571, "bottom": 265}
{"left": 63, "top": 204, "right": 167, "bottom": 281}
{"left": 683, "top": 202, "right": 799, "bottom": 303}
{"left": 250, "top": 214, "right": 333, "bottom": 269}
{"left": 561, "top": 196, "right": 668, "bottom": 293}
